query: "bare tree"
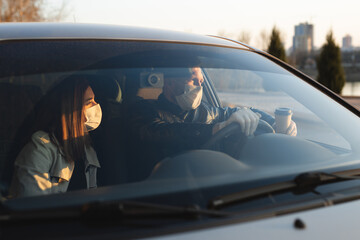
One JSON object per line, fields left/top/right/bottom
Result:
{"left": 217, "top": 29, "right": 231, "bottom": 38}
{"left": 0, "top": 0, "right": 68, "bottom": 22}
{"left": 217, "top": 29, "right": 226, "bottom": 37}
{"left": 43, "top": 0, "right": 69, "bottom": 22}
{"left": 256, "top": 29, "right": 270, "bottom": 51}
{"left": 237, "top": 30, "right": 251, "bottom": 45}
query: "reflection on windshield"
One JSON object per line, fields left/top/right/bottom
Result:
{"left": 208, "top": 69, "right": 351, "bottom": 150}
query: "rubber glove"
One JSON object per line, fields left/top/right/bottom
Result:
{"left": 272, "top": 120, "right": 297, "bottom": 136}
{"left": 213, "top": 107, "right": 260, "bottom": 136}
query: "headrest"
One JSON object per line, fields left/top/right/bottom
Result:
{"left": 87, "top": 74, "right": 122, "bottom": 103}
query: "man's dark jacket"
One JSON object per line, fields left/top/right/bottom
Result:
{"left": 126, "top": 94, "right": 273, "bottom": 181}
{"left": 129, "top": 94, "right": 240, "bottom": 152}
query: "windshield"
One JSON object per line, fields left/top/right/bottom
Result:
{"left": 1, "top": 40, "right": 360, "bottom": 211}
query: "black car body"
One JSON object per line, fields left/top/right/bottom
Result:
{"left": 1, "top": 23, "right": 360, "bottom": 239}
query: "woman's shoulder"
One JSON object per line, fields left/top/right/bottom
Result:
{"left": 31, "top": 130, "right": 50, "bottom": 141}
{"left": 14, "top": 131, "right": 60, "bottom": 169}
{"left": 30, "top": 130, "right": 59, "bottom": 152}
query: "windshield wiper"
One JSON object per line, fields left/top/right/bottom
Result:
{"left": 0, "top": 200, "right": 232, "bottom": 223}
{"left": 82, "top": 200, "right": 233, "bottom": 221}
{"left": 209, "top": 170, "right": 360, "bottom": 209}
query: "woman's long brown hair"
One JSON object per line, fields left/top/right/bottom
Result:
{"left": 31, "top": 75, "right": 91, "bottom": 162}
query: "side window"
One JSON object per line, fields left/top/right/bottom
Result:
{"left": 137, "top": 70, "right": 164, "bottom": 100}
{"left": 133, "top": 68, "right": 210, "bottom": 103}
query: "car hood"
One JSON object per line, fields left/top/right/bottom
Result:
{"left": 149, "top": 196, "right": 360, "bottom": 240}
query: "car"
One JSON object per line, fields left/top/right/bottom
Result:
{"left": 1, "top": 22, "right": 360, "bottom": 239}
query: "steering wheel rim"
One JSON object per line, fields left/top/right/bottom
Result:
{"left": 201, "top": 120, "right": 274, "bottom": 153}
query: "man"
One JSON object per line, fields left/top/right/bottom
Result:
{"left": 127, "top": 67, "right": 296, "bottom": 180}
{"left": 161, "top": 67, "right": 263, "bottom": 136}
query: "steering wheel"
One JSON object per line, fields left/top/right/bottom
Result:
{"left": 201, "top": 120, "right": 274, "bottom": 157}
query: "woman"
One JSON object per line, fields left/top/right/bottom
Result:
{"left": 9, "top": 75, "right": 102, "bottom": 198}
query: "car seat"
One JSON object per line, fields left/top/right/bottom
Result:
{"left": 87, "top": 73, "right": 130, "bottom": 186}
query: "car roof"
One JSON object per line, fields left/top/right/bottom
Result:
{"left": 0, "top": 22, "right": 251, "bottom": 50}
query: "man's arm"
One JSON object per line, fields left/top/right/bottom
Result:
{"left": 128, "top": 100, "right": 214, "bottom": 150}
{"left": 250, "top": 108, "right": 275, "bottom": 126}
{"left": 251, "top": 108, "right": 297, "bottom": 136}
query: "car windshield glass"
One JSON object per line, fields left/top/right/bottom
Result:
{"left": 1, "top": 40, "right": 360, "bottom": 211}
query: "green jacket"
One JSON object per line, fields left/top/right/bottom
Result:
{"left": 9, "top": 131, "right": 100, "bottom": 198}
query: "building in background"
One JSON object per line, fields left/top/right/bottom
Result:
{"left": 292, "top": 22, "right": 314, "bottom": 54}
{"left": 342, "top": 34, "right": 353, "bottom": 51}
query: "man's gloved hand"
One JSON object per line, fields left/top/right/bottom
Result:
{"left": 272, "top": 120, "right": 297, "bottom": 136}
{"left": 213, "top": 108, "right": 261, "bottom": 136}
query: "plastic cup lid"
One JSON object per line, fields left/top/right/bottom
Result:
{"left": 275, "top": 107, "right": 292, "bottom": 116}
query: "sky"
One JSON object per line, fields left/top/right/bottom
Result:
{"left": 48, "top": 0, "right": 360, "bottom": 50}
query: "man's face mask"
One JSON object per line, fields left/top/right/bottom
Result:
{"left": 175, "top": 85, "right": 203, "bottom": 111}
{"left": 84, "top": 103, "right": 102, "bottom": 131}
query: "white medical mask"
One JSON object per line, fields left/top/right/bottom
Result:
{"left": 84, "top": 103, "right": 102, "bottom": 131}
{"left": 175, "top": 85, "right": 203, "bottom": 111}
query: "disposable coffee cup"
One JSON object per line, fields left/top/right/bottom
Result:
{"left": 274, "top": 108, "right": 292, "bottom": 134}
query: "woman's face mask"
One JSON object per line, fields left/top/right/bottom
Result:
{"left": 84, "top": 103, "right": 102, "bottom": 131}
{"left": 175, "top": 85, "right": 203, "bottom": 111}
